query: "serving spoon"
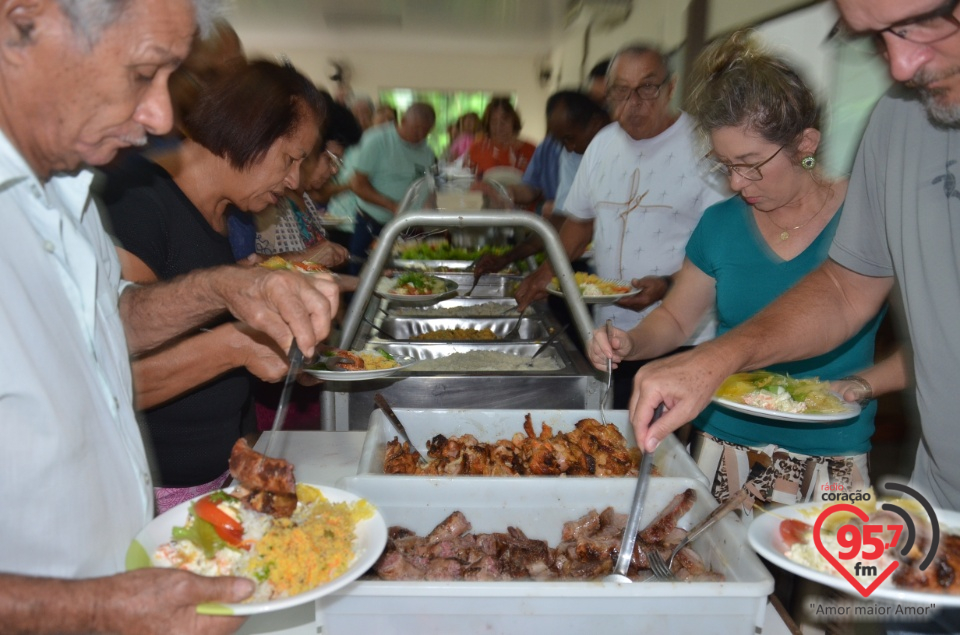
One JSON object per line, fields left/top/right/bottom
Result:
{"left": 604, "top": 403, "right": 665, "bottom": 583}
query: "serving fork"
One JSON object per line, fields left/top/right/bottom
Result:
{"left": 599, "top": 319, "right": 613, "bottom": 424}
{"left": 501, "top": 307, "right": 527, "bottom": 341}
{"left": 647, "top": 480, "right": 754, "bottom": 580}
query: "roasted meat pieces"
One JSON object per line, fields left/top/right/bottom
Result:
{"left": 228, "top": 438, "right": 297, "bottom": 518}
{"left": 371, "top": 488, "right": 722, "bottom": 582}
{"left": 894, "top": 533, "right": 960, "bottom": 593}
{"left": 382, "top": 415, "right": 645, "bottom": 477}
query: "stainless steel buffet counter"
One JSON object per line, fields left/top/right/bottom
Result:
{"left": 319, "top": 210, "right": 607, "bottom": 431}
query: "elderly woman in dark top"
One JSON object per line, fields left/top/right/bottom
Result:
{"left": 101, "top": 60, "right": 328, "bottom": 512}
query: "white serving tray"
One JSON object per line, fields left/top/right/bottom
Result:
{"left": 322, "top": 477, "right": 773, "bottom": 635}
{"left": 348, "top": 408, "right": 709, "bottom": 486}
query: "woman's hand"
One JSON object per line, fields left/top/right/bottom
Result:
{"left": 588, "top": 324, "right": 630, "bottom": 371}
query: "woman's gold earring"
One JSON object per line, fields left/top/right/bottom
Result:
{"left": 801, "top": 156, "right": 816, "bottom": 170}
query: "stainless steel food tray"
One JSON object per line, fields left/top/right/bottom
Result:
{"left": 371, "top": 317, "right": 549, "bottom": 341}
{"left": 374, "top": 342, "right": 568, "bottom": 372}
{"left": 393, "top": 259, "right": 519, "bottom": 274}
{"left": 385, "top": 297, "right": 520, "bottom": 317}
{"left": 321, "top": 477, "right": 773, "bottom": 635}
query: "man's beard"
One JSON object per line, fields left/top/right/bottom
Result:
{"left": 913, "top": 67, "right": 960, "bottom": 127}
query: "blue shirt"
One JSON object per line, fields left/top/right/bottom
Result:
{"left": 685, "top": 196, "right": 883, "bottom": 455}
{"left": 521, "top": 135, "right": 561, "bottom": 201}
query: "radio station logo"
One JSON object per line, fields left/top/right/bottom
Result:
{"left": 814, "top": 482, "right": 939, "bottom": 598}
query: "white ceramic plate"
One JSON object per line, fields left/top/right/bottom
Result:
{"left": 375, "top": 276, "right": 459, "bottom": 304}
{"left": 545, "top": 279, "right": 641, "bottom": 305}
{"left": 710, "top": 394, "right": 860, "bottom": 422}
{"left": 749, "top": 502, "right": 960, "bottom": 606}
{"left": 125, "top": 485, "right": 387, "bottom": 616}
{"left": 303, "top": 355, "right": 418, "bottom": 381}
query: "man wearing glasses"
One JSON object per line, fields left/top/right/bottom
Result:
{"left": 514, "top": 43, "right": 727, "bottom": 407}
{"left": 630, "top": 0, "right": 960, "bottom": 607}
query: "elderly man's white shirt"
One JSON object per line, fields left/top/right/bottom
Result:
{"left": 0, "top": 131, "right": 152, "bottom": 577}
{"left": 563, "top": 115, "right": 725, "bottom": 340}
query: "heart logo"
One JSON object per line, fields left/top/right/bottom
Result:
{"left": 813, "top": 503, "right": 899, "bottom": 598}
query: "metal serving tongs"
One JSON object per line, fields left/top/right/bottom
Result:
{"left": 604, "top": 403, "right": 665, "bottom": 583}
{"left": 373, "top": 393, "right": 428, "bottom": 466}
{"left": 258, "top": 340, "right": 306, "bottom": 463}
{"left": 600, "top": 319, "right": 613, "bottom": 424}
{"left": 530, "top": 322, "right": 570, "bottom": 359}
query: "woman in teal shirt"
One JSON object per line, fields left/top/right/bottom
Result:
{"left": 588, "top": 32, "right": 888, "bottom": 506}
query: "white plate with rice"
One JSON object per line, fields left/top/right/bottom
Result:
{"left": 304, "top": 353, "right": 419, "bottom": 381}
{"left": 125, "top": 484, "right": 387, "bottom": 616}
{"left": 710, "top": 395, "right": 860, "bottom": 422}
{"left": 545, "top": 278, "right": 641, "bottom": 305}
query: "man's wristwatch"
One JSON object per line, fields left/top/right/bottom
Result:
{"left": 840, "top": 375, "right": 873, "bottom": 407}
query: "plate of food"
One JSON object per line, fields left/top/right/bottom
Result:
{"left": 303, "top": 348, "right": 418, "bottom": 381}
{"left": 749, "top": 500, "right": 960, "bottom": 606}
{"left": 125, "top": 439, "right": 388, "bottom": 616}
{"left": 375, "top": 272, "right": 459, "bottom": 303}
{"left": 711, "top": 371, "right": 860, "bottom": 422}
{"left": 258, "top": 255, "right": 330, "bottom": 274}
{"left": 545, "top": 272, "right": 641, "bottom": 305}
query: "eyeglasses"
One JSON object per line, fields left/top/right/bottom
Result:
{"left": 324, "top": 150, "right": 344, "bottom": 170}
{"left": 607, "top": 78, "right": 668, "bottom": 102}
{"left": 829, "top": 0, "right": 960, "bottom": 48}
{"left": 703, "top": 146, "right": 784, "bottom": 182}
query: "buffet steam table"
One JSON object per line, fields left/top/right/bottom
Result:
{"left": 234, "top": 432, "right": 798, "bottom": 635}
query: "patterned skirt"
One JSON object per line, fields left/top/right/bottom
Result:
{"left": 690, "top": 430, "right": 870, "bottom": 511}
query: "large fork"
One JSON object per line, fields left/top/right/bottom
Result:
{"left": 647, "top": 486, "right": 753, "bottom": 580}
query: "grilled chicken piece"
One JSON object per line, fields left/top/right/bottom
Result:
{"left": 895, "top": 533, "right": 960, "bottom": 592}
{"left": 640, "top": 488, "right": 697, "bottom": 544}
{"left": 332, "top": 349, "right": 364, "bottom": 370}
{"left": 383, "top": 438, "right": 421, "bottom": 474}
{"left": 229, "top": 438, "right": 296, "bottom": 494}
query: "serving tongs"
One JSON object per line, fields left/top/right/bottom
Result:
{"left": 373, "top": 393, "right": 427, "bottom": 466}
{"left": 362, "top": 316, "right": 395, "bottom": 340}
{"left": 604, "top": 403, "right": 664, "bottom": 583}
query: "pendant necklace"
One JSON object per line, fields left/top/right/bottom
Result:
{"left": 765, "top": 189, "right": 831, "bottom": 241}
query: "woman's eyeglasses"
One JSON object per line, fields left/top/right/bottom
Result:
{"left": 703, "top": 146, "right": 784, "bottom": 182}
{"left": 324, "top": 150, "right": 344, "bottom": 170}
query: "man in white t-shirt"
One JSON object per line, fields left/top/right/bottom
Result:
{"left": 514, "top": 44, "right": 727, "bottom": 405}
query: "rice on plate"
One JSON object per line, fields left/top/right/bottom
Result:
{"left": 154, "top": 484, "right": 374, "bottom": 602}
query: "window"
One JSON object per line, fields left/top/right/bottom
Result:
{"left": 378, "top": 89, "right": 514, "bottom": 158}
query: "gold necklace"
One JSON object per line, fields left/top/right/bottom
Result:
{"left": 764, "top": 189, "right": 832, "bottom": 241}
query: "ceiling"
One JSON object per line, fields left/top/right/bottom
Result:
{"left": 230, "top": 0, "right": 573, "bottom": 54}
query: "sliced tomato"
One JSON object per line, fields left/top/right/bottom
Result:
{"left": 194, "top": 495, "right": 244, "bottom": 546}
{"left": 779, "top": 519, "right": 812, "bottom": 548}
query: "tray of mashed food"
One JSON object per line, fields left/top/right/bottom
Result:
{"left": 748, "top": 496, "right": 960, "bottom": 605}
{"left": 319, "top": 475, "right": 772, "bottom": 635}
{"left": 126, "top": 439, "right": 387, "bottom": 615}
{"left": 366, "top": 317, "right": 551, "bottom": 342}
{"left": 363, "top": 342, "right": 568, "bottom": 374}
{"left": 387, "top": 299, "right": 522, "bottom": 318}
{"left": 347, "top": 408, "right": 709, "bottom": 486}
{"left": 712, "top": 371, "right": 860, "bottom": 422}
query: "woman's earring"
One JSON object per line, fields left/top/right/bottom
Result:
{"left": 801, "top": 156, "right": 816, "bottom": 170}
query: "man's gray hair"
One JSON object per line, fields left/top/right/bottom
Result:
{"left": 55, "top": 0, "right": 226, "bottom": 47}
{"left": 606, "top": 42, "right": 672, "bottom": 82}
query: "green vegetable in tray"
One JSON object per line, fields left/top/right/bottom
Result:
{"left": 398, "top": 242, "right": 511, "bottom": 261}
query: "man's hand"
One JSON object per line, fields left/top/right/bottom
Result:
{"left": 95, "top": 569, "right": 253, "bottom": 635}
{"left": 212, "top": 268, "right": 339, "bottom": 358}
{"left": 615, "top": 275, "right": 671, "bottom": 312}
{"left": 628, "top": 344, "right": 736, "bottom": 452}
{"left": 514, "top": 266, "right": 553, "bottom": 311}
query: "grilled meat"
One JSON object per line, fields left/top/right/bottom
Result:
{"left": 228, "top": 438, "right": 297, "bottom": 517}
{"left": 894, "top": 533, "right": 960, "bottom": 593}
{"left": 383, "top": 416, "right": 645, "bottom": 477}
{"left": 370, "top": 490, "right": 721, "bottom": 583}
